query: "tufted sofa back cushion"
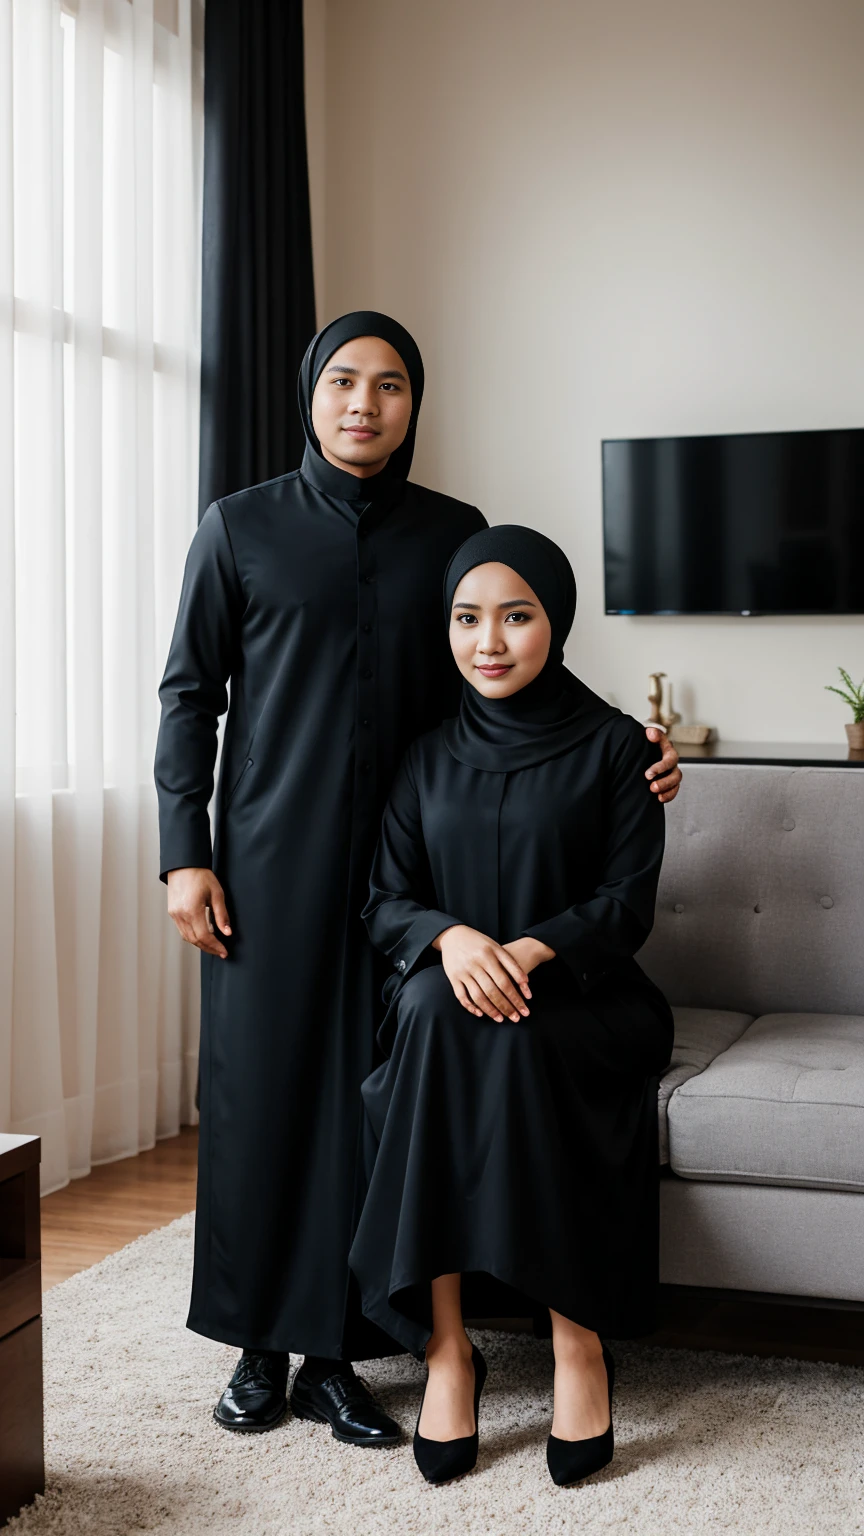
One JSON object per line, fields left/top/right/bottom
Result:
{"left": 639, "top": 765, "right": 864, "bottom": 1018}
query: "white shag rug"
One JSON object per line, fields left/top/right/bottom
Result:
{"left": 8, "top": 1213, "right": 864, "bottom": 1536}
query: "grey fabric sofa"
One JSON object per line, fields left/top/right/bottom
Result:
{"left": 640, "top": 765, "right": 864, "bottom": 1304}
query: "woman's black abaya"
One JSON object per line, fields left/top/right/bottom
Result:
{"left": 348, "top": 527, "right": 673, "bottom": 1352}
{"left": 154, "top": 313, "right": 485, "bottom": 1357}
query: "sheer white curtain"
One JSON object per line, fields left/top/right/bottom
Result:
{"left": 0, "top": 0, "right": 204, "bottom": 1194}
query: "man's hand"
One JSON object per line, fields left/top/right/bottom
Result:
{"left": 645, "top": 727, "right": 682, "bottom": 803}
{"left": 167, "top": 868, "right": 232, "bottom": 959}
{"left": 434, "top": 925, "right": 532, "bottom": 1022}
{"left": 501, "top": 936, "right": 555, "bottom": 976}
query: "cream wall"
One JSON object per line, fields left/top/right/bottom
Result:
{"left": 304, "top": 0, "right": 864, "bottom": 740}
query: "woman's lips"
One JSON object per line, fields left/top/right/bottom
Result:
{"left": 476, "top": 664, "right": 513, "bottom": 678}
{"left": 343, "top": 427, "right": 379, "bottom": 440}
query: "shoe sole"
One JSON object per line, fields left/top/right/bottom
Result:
{"left": 213, "top": 1403, "right": 288, "bottom": 1434}
{"left": 290, "top": 1399, "right": 401, "bottom": 1447}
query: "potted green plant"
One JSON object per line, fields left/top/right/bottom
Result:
{"left": 825, "top": 668, "right": 864, "bottom": 750}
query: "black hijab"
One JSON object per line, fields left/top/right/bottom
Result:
{"left": 442, "top": 525, "right": 620, "bottom": 772}
{"left": 297, "top": 311, "right": 424, "bottom": 504}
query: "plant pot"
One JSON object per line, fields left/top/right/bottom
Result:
{"left": 845, "top": 722, "right": 864, "bottom": 750}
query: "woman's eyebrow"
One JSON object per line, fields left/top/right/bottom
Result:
{"left": 453, "top": 598, "right": 536, "bottom": 610}
{"left": 325, "top": 365, "right": 407, "bottom": 381}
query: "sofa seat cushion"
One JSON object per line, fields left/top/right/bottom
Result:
{"left": 667, "top": 1013, "right": 864, "bottom": 1191}
{"left": 657, "top": 1007, "right": 754, "bottom": 1163}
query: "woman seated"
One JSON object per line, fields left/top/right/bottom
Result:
{"left": 349, "top": 525, "right": 673, "bottom": 1487}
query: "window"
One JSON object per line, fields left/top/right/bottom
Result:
{"left": 1, "top": 0, "right": 204, "bottom": 1190}
{"left": 7, "top": 0, "right": 204, "bottom": 790}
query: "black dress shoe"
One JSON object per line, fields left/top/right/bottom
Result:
{"left": 290, "top": 1368, "right": 401, "bottom": 1447}
{"left": 413, "top": 1345, "right": 487, "bottom": 1485}
{"left": 214, "top": 1351, "right": 289, "bottom": 1432}
{"left": 546, "top": 1343, "right": 615, "bottom": 1485}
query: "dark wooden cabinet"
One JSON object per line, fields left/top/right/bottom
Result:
{"left": 0, "top": 1135, "right": 44, "bottom": 1528}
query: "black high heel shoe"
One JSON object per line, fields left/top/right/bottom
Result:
{"left": 546, "top": 1343, "right": 615, "bottom": 1486}
{"left": 413, "top": 1344, "right": 487, "bottom": 1484}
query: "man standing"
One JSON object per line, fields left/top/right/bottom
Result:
{"left": 155, "top": 312, "right": 681, "bottom": 1444}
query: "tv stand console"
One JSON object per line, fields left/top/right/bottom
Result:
{"left": 675, "top": 741, "right": 863, "bottom": 767}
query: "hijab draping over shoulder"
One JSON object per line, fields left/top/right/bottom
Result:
{"left": 297, "top": 311, "right": 425, "bottom": 505}
{"left": 441, "top": 524, "right": 620, "bottom": 772}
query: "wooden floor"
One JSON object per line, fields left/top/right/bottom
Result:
{"left": 40, "top": 1128, "right": 199, "bottom": 1290}
{"left": 39, "top": 1131, "right": 864, "bottom": 1365}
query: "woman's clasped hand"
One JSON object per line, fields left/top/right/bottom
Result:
{"left": 433, "top": 925, "right": 555, "bottom": 1021}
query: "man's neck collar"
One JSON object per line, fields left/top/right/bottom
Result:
{"left": 300, "top": 445, "right": 404, "bottom": 506}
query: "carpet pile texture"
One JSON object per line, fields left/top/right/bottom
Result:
{"left": 8, "top": 1213, "right": 864, "bottom": 1534}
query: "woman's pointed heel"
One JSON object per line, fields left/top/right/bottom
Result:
{"left": 413, "top": 1344, "right": 487, "bottom": 1484}
{"left": 546, "top": 1343, "right": 615, "bottom": 1486}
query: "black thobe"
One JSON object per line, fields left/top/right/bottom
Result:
{"left": 154, "top": 449, "right": 484, "bottom": 1355}
{"left": 349, "top": 715, "right": 674, "bottom": 1352}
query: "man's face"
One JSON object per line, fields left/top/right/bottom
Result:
{"left": 310, "top": 335, "right": 413, "bottom": 478}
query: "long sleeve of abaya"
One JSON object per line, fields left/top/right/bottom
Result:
{"left": 363, "top": 752, "right": 461, "bottom": 977}
{"left": 155, "top": 503, "right": 244, "bottom": 880}
{"left": 523, "top": 720, "right": 664, "bottom": 978}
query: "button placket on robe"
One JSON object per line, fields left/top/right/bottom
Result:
{"left": 354, "top": 511, "right": 378, "bottom": 809}
{"left": 490, "top": 773, "right": 507, "bottom": 942}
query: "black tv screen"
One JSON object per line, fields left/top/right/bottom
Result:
{"left": 602, "top": 427, "right": 864, "bottom": 615}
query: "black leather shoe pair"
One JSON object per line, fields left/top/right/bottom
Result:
{"left": 214, "top": 1351, "right": 290, "bottom": 1432}
{"left": 546, "top": 1343, "right": 615, "bottom": 1486}
{"left": 214, "top": 1353, "right": 401, "bottom": 1446}
{"left": 291, "top": 1367, "right": 401, "bottom": 1446}
{"left": 413, "top": 1344, "right": 488, "bottom": 1484}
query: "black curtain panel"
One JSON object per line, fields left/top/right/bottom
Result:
{"left": 198, "top": 0, "right": 317, "bottom": 518}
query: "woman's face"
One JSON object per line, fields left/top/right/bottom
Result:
{"left": 310, "top": 335, "right": 412, "bottom": 477}
{"left": 449, "top": 562, "right": 552, "bottom": 698}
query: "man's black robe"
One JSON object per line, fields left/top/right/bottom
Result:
{"left": 154, "top": 448, "right": 484, "bottom": 1355}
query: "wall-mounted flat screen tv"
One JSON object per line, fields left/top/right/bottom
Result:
{"left": 602, "top": 427, "right": 864, "bottom": 615}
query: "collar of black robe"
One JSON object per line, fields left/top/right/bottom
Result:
{"left": 297, "top": 311, "right": 425, "bottom": 514}
{"left": 441, "top": 524, "right": 621, "bottom": 772}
